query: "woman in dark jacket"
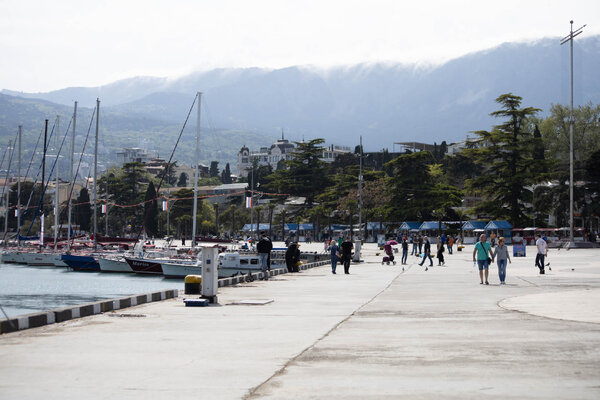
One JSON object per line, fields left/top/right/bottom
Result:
{"left": 285, "top": 242, "right": 301, "bottom": 272}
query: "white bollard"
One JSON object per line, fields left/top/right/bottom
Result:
{"left": 201, "top": 245, "right": 219, "bottom": 302}
{"left": 353, "top": 240, "right": 361, "bottom": 262}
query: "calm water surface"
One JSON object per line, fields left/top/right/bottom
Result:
{"left": 0, "top": 262, "right": 183, "bottom": 319}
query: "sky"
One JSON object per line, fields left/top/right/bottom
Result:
{"left": 0, "top": 0, "right": 599, "bottom": 93}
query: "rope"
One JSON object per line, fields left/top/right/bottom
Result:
{"left": 136, "top": 94, "right": 198, "bottom": 240}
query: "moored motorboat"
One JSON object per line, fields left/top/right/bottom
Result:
{"left": 125, "top": 257, "right": 165, "bottom": 275}
{"left": 61, "top": 253, "right": 100, "bottom": 271}
{"left": 98, "top": 256, "right": 132, "bottom": 273}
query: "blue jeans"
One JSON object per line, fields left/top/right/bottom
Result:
{"left": 411, "top": 243, "right": 417, "bottom": 255}
{"left": 419, "top": 253, "right": 433, "bottom": 266}
{"left": 497, "top": 259, "right": 507, "bottom": 282}
{"left": 259, "top": 253, "right": 269, "bottom": 272}
{"left": 331, "top": 255, "right": 338, "bottom": 272}
{"left": 402, "top": 249, "right": 408, "bottom": 264}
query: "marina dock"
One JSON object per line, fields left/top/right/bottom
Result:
{"left": 1, "top": 243, "right": 599, "bottom": 399}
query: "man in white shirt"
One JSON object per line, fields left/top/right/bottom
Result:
{"left": 535, "top": 233, "right": 548, "bottom": 275}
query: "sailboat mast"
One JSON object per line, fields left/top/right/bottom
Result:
{"left": 192, "top": 92, "right": 201, "bottom": 248}
{"left": 54, "top": 115, "right": 60, "bottom": 250}
{"left": 41, "top": 119, "right": 48, "bottom": 249}
{"left": 93, "top": 98, "right": 99, "bottom": 250}
{"left": 17, "top": 125, "right": 22, "bottom": 248}
{"left": 358, "top": 136, "right": 363, "bottom": 239}
{"left": 4, "top": 140, "right": 12, "bottom": 246}
{"left": 67, "top": 102, "right": 77, "bottom": 252}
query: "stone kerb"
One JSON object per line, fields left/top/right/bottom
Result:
{"left": 0, "top": 289, "right": 179, "bottom": 335}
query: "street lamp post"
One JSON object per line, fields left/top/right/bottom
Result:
{"left": 560, "top": 20, "right": 585, "bottom": 245}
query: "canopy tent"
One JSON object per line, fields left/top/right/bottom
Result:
{"left": 419, "top": 221, "right": 447, "bottom": 231}
{"left": 285, "top": 223, "right": 313, "bottom": 231}
{"left": 240, "top": 223, "right": 272, "bottom": 232}
{"left": 485, "top": 220, "right": 513, "bottom": 242}
{"left": 399, "top": 221, "right": 421, "bottom": 232}
{"left": 462, "top": 220, "right": 488, "bottom": 231}
{"left": 485, "top": 220, "right": 513, "bottom": 232}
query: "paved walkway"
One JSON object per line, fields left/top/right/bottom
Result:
{"left": 1, "top": 243, "right": 599, "bottom": 399}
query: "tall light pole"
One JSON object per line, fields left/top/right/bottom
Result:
{"left": 560, "top": 20, "right": 585, "bottom": 245}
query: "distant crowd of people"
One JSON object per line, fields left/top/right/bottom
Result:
{"left": 254, "top": 229, "right": 552, "bottom": 286}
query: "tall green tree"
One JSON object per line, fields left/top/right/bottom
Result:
{"left": 267, "top": 138, "right": 328, "bottom": 206}
{"left": 463, "top": 93, "right": 546, "bottom": 226}
{"left": 537, "top": 103, "right": 600, "bottom": 226}
{"left": 143, "top": 181, "right": 158, "bottom": 237}
{"left": 220, "top": 163, "right": 232, "bottom": 184}
{"left": 75, "top": 187, "right": 91, "bottom": 232}
{"left": 177, "top": 172, "right": 188, "bottom": 187}
{"left": 209, "top": 161, "right": 219, "bottom": 178}
{"left": 385, "top": 151, "right": 436, "bottom": 221}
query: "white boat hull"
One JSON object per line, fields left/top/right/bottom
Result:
{"left": 161, "top": 262, "right": 202, "bottom": 279}
{"left": 25, "top": 252, "right": 68, "bottom": 267}
{"left": 98, "top": 257, "right": 132, "bottom": 273}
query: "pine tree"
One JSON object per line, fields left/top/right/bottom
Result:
{"left": 209, "top": 161, "right": 219, "bottom": 178}
{"left": 220, "top": 163, "right": 232, "bottom": 184}
{"left": 143, "top": 181, "right": 158, "bottom": 237}
{"left": 177, "top": 172, "right": 188, "bottom": 187}
{"left": 76, "top": 188, "right": 91, "bottom": 232}
{"left": 463, "top": 93, "right": 544, "bottom": 226}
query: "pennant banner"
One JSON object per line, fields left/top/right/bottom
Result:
{"left": 245, "top": 196, "right": 252, "bottom": 209}
{"left": 162, "top": 201, "right": 168, "bottom": 211}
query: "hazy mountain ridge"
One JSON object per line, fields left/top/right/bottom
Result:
{"left": 2, "top": 36, "right": 599, "bottom": 160}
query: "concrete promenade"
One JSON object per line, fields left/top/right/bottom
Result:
{"left": 1, "top": 243, "right": 599, "bottom": 399}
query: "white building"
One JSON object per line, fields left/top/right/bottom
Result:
{"left": 116, "top": 148, "right": 156, "bottom": 165}
{"left": 237, "top": 136, "right": 352, "bottom": 178}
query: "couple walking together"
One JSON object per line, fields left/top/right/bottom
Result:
{"left": 473, "top": 233, "right": 511, "bottom": 284}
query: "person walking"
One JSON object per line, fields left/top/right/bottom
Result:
{"left": 436, "top": 236, "right": 445, "bottom": 266}
{"left": 257, "top": 232, "right": 273, "bottom": 280}
{"left": 447, "top": 235, "right": 454, "bottom": 254}
{"left": 418, "top": 235, "right": 423, "bottom": 254}
{"left": 419, "top": 236, "right": 433, "bottom": 270}
{"left": 285, "top": 242, "right": 301, "bottom": 273}
{"left": 535, "top": 233, "right": 548, "bottom": 274}
{"left": 492, "top": 236, "right": 511, "bottom": 284}
{"left": 411, "top": 234, "right": 417, "bottom": 255}
{"left": 329, "top": 240, "right": 340, "bottom": 274}
{"left": 473, "top": 233, "right": 493, "bottom": 284}
{"left": 340, "top": 237, "right": 354, "bottom": 274}
{"left": 401, "top": 237, "right": 409, "bottom": 265}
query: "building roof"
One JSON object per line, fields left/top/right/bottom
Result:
{"left": 400, "top": 221, "right": 421, "bottom": 230}
{"left": 485, "top": 220, "right": 513, "bottom": 230}
{"left": 419, "top": 221, "right": 447, "bottom": 231}
{"left": 462, "top": 220, "right": 488, "bottom": 230}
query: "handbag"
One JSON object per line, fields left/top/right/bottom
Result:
{"left": 487, "top": 257, "right": 492, "bottom": 263}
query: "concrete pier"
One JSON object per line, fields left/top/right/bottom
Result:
{"left": 0, "top": 243, "right": 599, "bottom": 399}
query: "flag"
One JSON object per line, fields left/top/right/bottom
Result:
{"left": 14, "top": 209, "right": 18, "bottom": 217}
{"left": 162, "top": 201, "right": 168, "bottom": 211}
{"left": 245, "top": 196, "right": 252, "bottom": 208}
{"left": 101, "top": 204, "right": 107, "bottom": 214}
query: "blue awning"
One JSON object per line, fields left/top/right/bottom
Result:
{"left": 485, "top": 220, "right": 512, "bottom": 230}
{"left": 400, "top": 221, "right": 421, "bottom": 231}
{"left": 241, "top": 223, "right": 272, "bottom": 232}
{"left": 419, "top": 221, "right": 447, "bottom": 231}
{"left": 285, "top": 223, "right": 313, "bottom": 231}
{"left": 462, "top": 220, "right": 488, "bottom": 230}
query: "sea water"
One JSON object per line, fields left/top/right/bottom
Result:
{"left": 0, "top": 262, "right": 183, "bottom": 320}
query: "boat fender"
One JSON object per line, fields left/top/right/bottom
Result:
{"left": 184, "top": 275, "right": 202, "bottom": 294}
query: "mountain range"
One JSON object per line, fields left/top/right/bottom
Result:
{"left": 1, "top": 35, "right": 599, "bottom": 172}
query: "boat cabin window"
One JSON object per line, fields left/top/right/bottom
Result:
{"left": 250, "top": 259, "right": 258, "bottom": 264}
{"left": 240, "top": 259, "right": 248, "bottom": 264}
